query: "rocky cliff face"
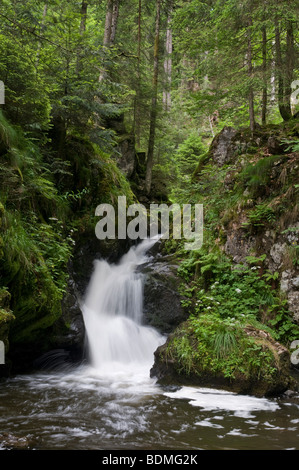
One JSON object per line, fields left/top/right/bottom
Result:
{"left": 193, "top": 122, "right": 299, "bottom": 324}
{"left": 150, "top": 120, "right": 299, "bottom": 397}
{"left": 215, "top": 126, "right": 299, "bottom": 323}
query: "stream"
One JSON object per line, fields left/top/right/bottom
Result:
{"left": 1, "top": 238, "right": 298, "bottom": 451}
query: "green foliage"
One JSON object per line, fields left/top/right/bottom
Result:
{"left": 282, "top": 139, "right": 299, "bottom": 153}
{"left": 0, "top": 101, "right": 135, "bottom": 347}
{"left": 0, "top": 208, "right": 75, "bottom": 343}
{"left": 240, "top": 156, "right": 282, "bottom": 194}
{"left": 213, "top": 323, "right": 237, "bottom": 360}
{"left": 178, "top": 244, "right": 299, "bottom": 349}
{"left": 0, "top": 32, "right": 51, "bottom": 132}
{"left": 268, "top": 298, "right": 299, "bottom": 346}
{"left": 166, "top": 314, "right": 277, "bottom": 382}
{"left": 175, "top": 133, "right": 206, "bottom": 175}
{"left": 242, "top": 204, "right": 276, "bottom": 230}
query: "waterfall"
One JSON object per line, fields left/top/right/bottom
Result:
{"left": 82, "top": 238, "right": 164, "bottom": 375}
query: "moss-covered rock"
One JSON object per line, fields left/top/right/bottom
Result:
{"left": 150, "top": 315, "right": 296, "bottom": 397}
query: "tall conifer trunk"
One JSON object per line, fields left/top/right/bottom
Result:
{"left": 133, "top": 0, "right": 142, "bottom": 148}
{"left": 145, "top": 0, "right": 161, "bottom": 195}
{"left": 99, "top": 0, "right": 119, "bottom": 82}
{"left": 275, "top": 19, "right": 293, "bottom": 121}
{"left": 163, "top": 4, "right": 172, "bottom": 112}
{"left": 261, "top": 25, "right": 267, "bottom": 125}
{"left": 247, "top": 16, "right": 256, "bottom": 132}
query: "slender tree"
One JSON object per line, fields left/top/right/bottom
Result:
{"left": 133, "top": 0, "right": 142, "bottom": 148}
{"left": 99, "top": 0, "right": 120, "bottom": 82}
{"left": 275, "top": 17, "right": 294, "bottom": 121}
{"left": 247, "top": 14, "right": 256, "bottom": 132}
{"left": 261, "top": 24, "right": 267, "bottom": 125}
{"left": 163, "top": 1, "right": 173, "bottom": 112}
{"left": 145, "top": 0, "right": 161, "bottom": 195}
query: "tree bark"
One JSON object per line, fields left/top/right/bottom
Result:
{"left": 261, "top": 25, "right": 267, "bottom": 125}
{"left": 77, "top": 1, "right": 88, "bottom": 75}
{"left": 133, "top": 0, "right": 142, "bottom": 148}
{"left": 275, "top": 20, "right": 293, "bottom": 121}
{"left": 285, "top": 20, "right": 295, "bottom": 117}
{"left": 99, "top": 0, "right": 114, "bottom": 82}
{"left": 103, "top": 0, "right": 113, "bottom": 47}
{"left": 163, "top": 4, "right": 172, "bottom": 112}
{"left": 247, "top": 17, "right": 255, "bottom": 132}
{"left": 35, "top": 3, "right": 48, "bottom": 67}
{"left": 110, "top": 1, "right": 120, "bottom": 45}
{"left": 80, "top": 1, "right": 88, "bottom": 34}
{"left": 145, "top": 0, "right": 161, "bottom": 195}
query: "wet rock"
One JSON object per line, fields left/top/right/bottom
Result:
{"left": 150, "top": 321, "right": 296, "bottom": 398}
{"left": 139, "top": 244, "right": 188, "bottom": 333}
{"left": 51, "top": 274, "right": 85, "bottom": 362}
{"left": 0, "top": 433, "right": 32, "bottom": 449}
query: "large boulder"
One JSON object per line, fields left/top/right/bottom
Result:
{"left": 150, "top": 317, "right": 297, "bottom": 397}
{"left": 210, "top": 126, "right": 239, "bottom": 166}
{"left": 138, "top": 241, "right": 188, "bottom": 333}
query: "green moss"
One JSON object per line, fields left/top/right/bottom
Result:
{"left": 191, "top": 151, "right": 212, "bottom": 181}
{"left": 165, "top": 314, "right": 279, "bottom": 384}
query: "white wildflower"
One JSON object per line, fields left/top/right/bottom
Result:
{"left": 235, "top": 288, "right": 242, "bottom": 294}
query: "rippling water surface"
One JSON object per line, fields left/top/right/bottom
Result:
{"left": 1, "top": 365, "right": 298, "bottom": 450}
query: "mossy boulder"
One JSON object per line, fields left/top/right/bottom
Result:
{"left": 150, "top": 314, "right": 297, "bottom": 397}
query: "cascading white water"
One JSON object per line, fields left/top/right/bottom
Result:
{"left": 82, "top": 238, "right": 165, "bottom": 376}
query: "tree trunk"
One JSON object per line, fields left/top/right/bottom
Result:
{"left": 77, "top": 1, "right": 88, "bottom": 75}
{"left": 261, "top": 25, "right": 267, "bottom": 125}
{"left": 163, "top": 5, "right": 172, "bottom": 112}
{"left": 110, "top": 1, "right": 120, "bottom": 45}
{"left": 285, "top": 20, "right": 295, "bottom": 117}
{"left": 99, "top": 0, "right": 114, "bottom": 82}
{"left": 133, "top": 0, "right": 142, "bottom": 148}
{"left": 80, "top": 1, "right": 88, "bottom": 34}
{"left": 275, "top": 20, "right": 293, "bottom": 121}
{"left": 145, "top": 0, "right": 161, "bottom": 195}
{"left": 35, "top": 3, "right": 48, "bottom": 67}
{"left": 103, "top": 0, "right": 113, "bottom": 47}
{"left": 247, "top": 17, "right": 255, "bottom": 132}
